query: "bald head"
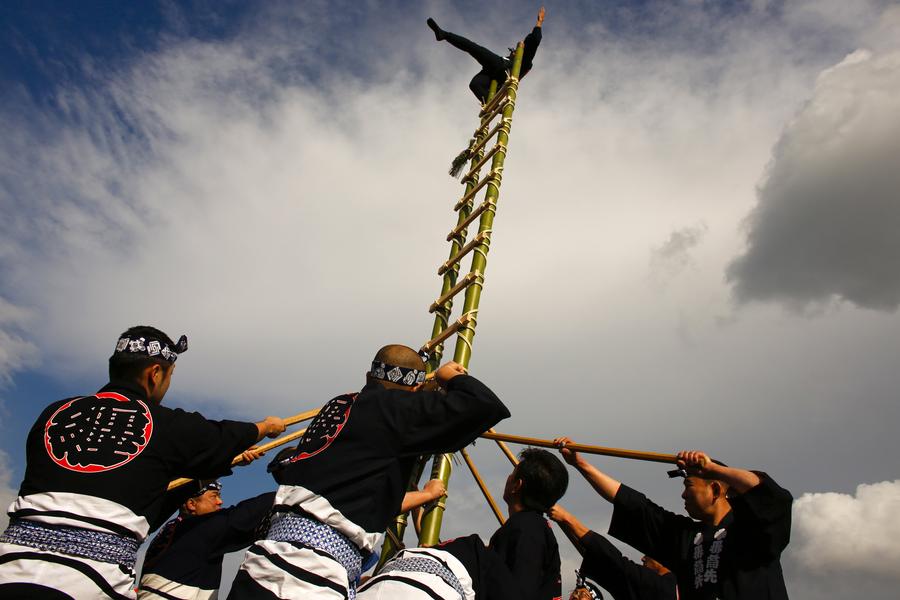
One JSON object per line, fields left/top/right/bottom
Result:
{"left": 367, "top": 344, "right": 426, "bottom": 390}
{"left": 373, "top": 345, "right": 426, "bottom": 370}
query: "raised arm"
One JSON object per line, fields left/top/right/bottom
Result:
{"left": 548, "top": 504, "right": 589, "bottom": 549}
{"left": 555, "top": 437, "right": 621, "bottom": 503}
{"left": 677, "top": 450, "right": 761, "bottom": 494}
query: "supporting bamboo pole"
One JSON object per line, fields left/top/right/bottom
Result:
{"left": 480, "top": 431, "right": 678, "bottom": 465}
{"left": 417, "top": 43, "right": 526, "bottom": 548}
{"left": 461, "top": 448, "right": 505, "bottom": 526}
{"left": 489, "top": 428, "right": 520, "bottom": 467}
{"left": 167, "top": 425, "right": 309, "bottom": 490}
{"left": 283, "top": 408, "right": 321, "bottom": 426}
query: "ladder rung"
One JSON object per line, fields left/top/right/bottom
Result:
{"left": 462, "top": 145, "right": 502, "bottom": 183}
{"left": 438, "top": 232, "right": 489, "bottom": 276}
{"left": 480, "top": 79, "right": 513, "bottom": 117}
{"left": 420, "top": 312, "right": 476, "bottom": 355}
{"left": 429, "top": 272, "right": 481, "bottom": 313}
{"left": 454, "top": 173, "right": 497, "bottom": 212}
{"left": 478, "top": 97, "right": 508, "bottom": 130}
{"left": 466, "top": 120, "right": 506, "bottom": 164}
{"left": 447, "top": 199, "right": 494, "bottom": 242}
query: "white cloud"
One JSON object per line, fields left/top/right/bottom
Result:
{"left": 788, "top": 480, "right": 900, "bottom": 580}
{"left": 0, "top": 297, "right": 39, "bottom": 384}
{"left": 728, "top": 32, "right": 900, "bottom": 311}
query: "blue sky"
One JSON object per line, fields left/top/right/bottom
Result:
{"left": 2, "top": 1, "right": 900, "bottom": 597}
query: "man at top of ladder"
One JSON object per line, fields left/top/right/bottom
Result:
{"left": 427, "top": 6, "right": 545, "bottom": 103}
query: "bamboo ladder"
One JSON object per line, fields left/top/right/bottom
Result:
{"left": 376, "top": 42, "right": 528, "bottom": 566}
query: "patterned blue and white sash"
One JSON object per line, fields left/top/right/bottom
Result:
{"left": 380, "top": 555, "right": 466, "bottom": 600}
{"left": 267, "top": 511, "right": 364, "bottom": 595}
{"left": 0, "top": 517, "right": 140, "bottom": 568}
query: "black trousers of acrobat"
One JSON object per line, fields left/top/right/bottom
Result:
{"left": 442, "top": 31, "right": 508, "bottom": 103}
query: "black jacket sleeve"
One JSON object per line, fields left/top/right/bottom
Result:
{"left": 378, "top": 374, "right": 510, "bottom": 457}
{"left": 522, "top": 26, "right": 542, "bottom": 71}
{"left": 730, "top": 473, "right": 793, "bottom": 562}
{"left": 216, "top": 491, "right": 276, "bottom": 554}
{"left": 608, "top": 485, "right": 693, "bottom": 572}
{"left": 162, "top": 408, "right": 259, "bottom": 479}
{"left": 580, "top": 530, "right": 677, "bottom": 600}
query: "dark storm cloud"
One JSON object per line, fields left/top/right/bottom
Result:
{"left": 728, "top": 47, "right": 900, "bottom": 311}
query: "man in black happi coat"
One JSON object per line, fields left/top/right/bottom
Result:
{"left": 139, "top": 479, "right": 274, "bottom": 600}
{"left": 0, "top": 325, "right": 286, "bottom": 599}
{"left": 229, "top": 344, "right": 510, "bottom": 599}
{"left": 489, "top": 448, "right": 568, "bottom": 600}
{"left": 427, "top": 7, "right": 545, "bottom": 102}
{"left": 555, "top": 439, "right": 793, "bottom": 600}
{"left": 357, "top": 448, "right": 567, "bottom": 600}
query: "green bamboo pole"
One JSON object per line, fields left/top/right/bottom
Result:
{"left": 415, "top": 453, "right": 453, "bottom": 545}
{"left": 425, "top": 79, "right": 501, "bottom": 372}
{"left": 376, "top": 78, "right": 505, "bottom": 569}
{"left": 374, "top": 459, "right": 426, "bottom": 571}
{"left": 417, "top": 43, "right": 525, "bottom": 547}
{"left": 452, "top": 43, "right": 523, "bottom": 367}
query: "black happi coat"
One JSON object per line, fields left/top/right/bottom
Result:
{"left": 488, "top": 510, "right": 562, "bottom": 600}
{"left": 436, "top": 534, "right": 528, "bottom": 600}
{"left": 578, "top": 530, "right": 677, "bottom": 600}
{"left": 140, "top": 492, "right": 275, "bottom": 594}
{"left": 609, "top": 475, "right": 792, "bottom": 600}
{"left": 16, "top": 381, "right": 258, "bottom": 536}
{"left": 274, "top": 374, "right": 510, "bottom": 534}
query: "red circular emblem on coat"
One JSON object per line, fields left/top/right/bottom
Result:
{"left": 44, "top": 392, "right": 154, "bottom": 473}
{"left": 290, "top": 394, "right": 356, "bottom": 461}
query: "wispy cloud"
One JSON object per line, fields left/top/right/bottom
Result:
{"left": 0, "top": 297, "right": 38, "bottom": 384}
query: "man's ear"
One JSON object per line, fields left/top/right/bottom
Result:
{"left": 148, "top": 363, "right": 164, "bottom": 384}
{"left": 512, "top": 477, "right": 524, "bottom": 495}
{"left": 710, "top": 481, "right": 724, "bottom": 501}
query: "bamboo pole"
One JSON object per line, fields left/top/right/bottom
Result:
{"left": 417, "top": 453, "right": 453, "bottom": 544}
{"left": 489, "top": 428, "right": 520, "bottom": 467}
{"left": 167, "top": 426, "right": 309, "bottom": 490}
{"left": 283, "top": 408, "right": 321, "bottom": 426}
{"left": 418, "top": 44, "right": 526, "bottom": 548}
{"left": 461, "top": 448, "right": 505, "bottom": 526}
{"left": 451, "top": 43, "right": 524, "bottom": 368}
{"left": 426, "top": 81, "right": 498, "bottom": 371}
{"left": 376, "top": 76, "right": 504, "bottom": 566}
{"left": 479, "top": 431, "right": 678, "bottom": 465}
{"left": 375, "top": 458, "right": 426, "bottom": 571}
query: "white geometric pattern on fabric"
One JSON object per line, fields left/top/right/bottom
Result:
{"left": 378, "top": 555, "right": 465, "bottom": 600}
{"left": 0, "top": 518, "right": 139, "bottom": 568}
{"left": 267, "top": 512, "right": 363, "bottom": 587}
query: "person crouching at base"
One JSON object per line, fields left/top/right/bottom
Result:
{"left": 139, "top": 476, "right": 275, "bottom": 600}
